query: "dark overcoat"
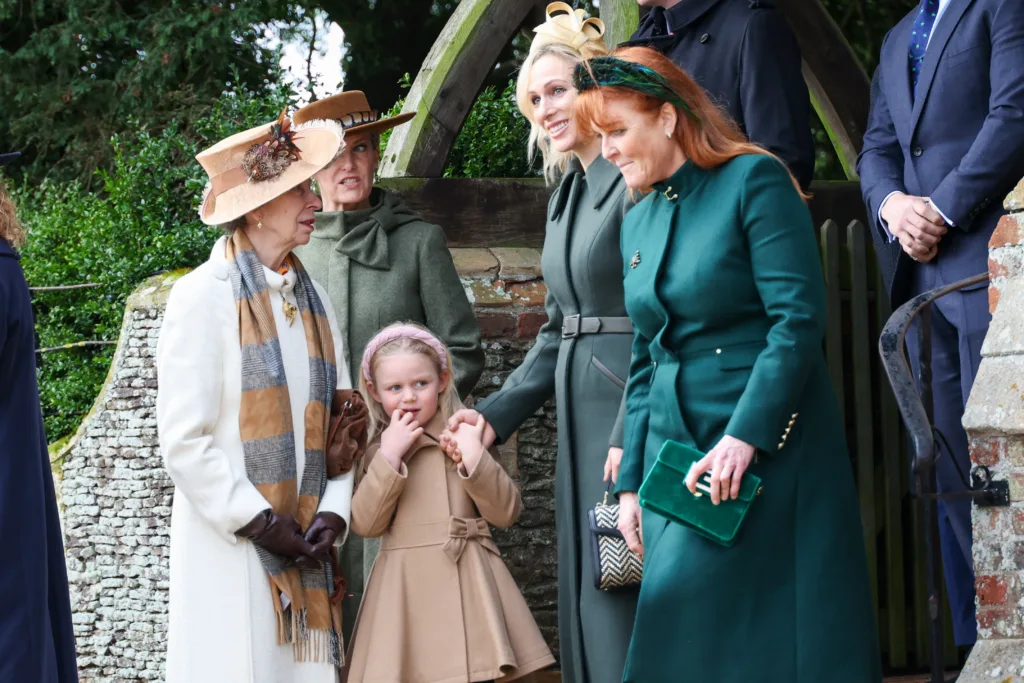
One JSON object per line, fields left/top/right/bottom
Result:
{"left": 615, "top": 156, "right": 881, "bottom": 682}
{"left": 0, "top": 237, "right": 78, "bottom": 683}
{"left": 624, "top": 0, "right": 815, "bottom": 190}
{"left": 475, "top": 156, "right": 637, "bottom": 683}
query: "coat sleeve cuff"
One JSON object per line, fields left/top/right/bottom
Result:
{"left": 228, "top": 492, "right": 274, "bottom": 545}
{"left": 318, "top": 469, "right": 355, "bottom": 546}
{"left": 613, "top": 445, "right": 644, "bottom": 495}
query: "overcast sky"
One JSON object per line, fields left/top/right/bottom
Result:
{"left": 262, "top": 10, "right": 346, "bottom": 105}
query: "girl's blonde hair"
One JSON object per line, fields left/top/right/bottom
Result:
{"left": 0, "top": 181, "right": 26, "bottom": 249}
{"left": 359, "top": 322, "right": 463, "bottom": 441}
{"left": 515, "top": 35, "right": 609, "bottom": 184}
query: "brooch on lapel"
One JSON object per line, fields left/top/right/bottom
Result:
{"left": 662, "top": 185, "right": 679, "bottom": 201}
{"left": 630, "top": 250, "right": 642, "bottom": 269}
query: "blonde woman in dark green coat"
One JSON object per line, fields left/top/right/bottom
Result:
{"left": 575, "top": 47, "right": 882, "bottom": 683}
{"left": 445, "top": 5, "right": 637, "bottom": 683}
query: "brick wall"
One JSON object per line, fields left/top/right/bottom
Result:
{"left": 452, "top": 247, "right": 561, "bottom": 651}
{"left": 60, "top": 249, "right": 561, "bottom": 682}
{"left": 960, "top": 176, "right": 1024, "bottom": 682}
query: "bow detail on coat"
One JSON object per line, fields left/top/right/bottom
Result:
{"left": 442, "top": 516, "right": 500, "bottom": 563}
{"left": 328, "top": 215, "right": 390, "bottom": 270}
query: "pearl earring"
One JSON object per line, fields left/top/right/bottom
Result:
{"left": 257, "top": 220, "right": 263, "bottom": 230}
{"left": 666, "top": 131, "right": 673, "bottom": 139}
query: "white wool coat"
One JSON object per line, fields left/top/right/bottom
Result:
{"left": 157, "top": 237, "right": 354, "bottom": 683}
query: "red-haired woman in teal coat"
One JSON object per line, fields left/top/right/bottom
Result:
{"left": 574, "top": 50, "right": 882, "bottom": 683}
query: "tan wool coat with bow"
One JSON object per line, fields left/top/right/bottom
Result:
{"left": 344, "top": 415, "right": 554, "bottom": 683}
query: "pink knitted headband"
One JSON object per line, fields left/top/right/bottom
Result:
{"left": 361, "top": 325, "right": 449, "bottom": 382}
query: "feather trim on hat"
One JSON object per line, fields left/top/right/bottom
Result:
{"left": 199, "top": 180, "right": 215, "bottom": 220}
{"left": 293, "top": 118, "right": 347, "bottom": 161}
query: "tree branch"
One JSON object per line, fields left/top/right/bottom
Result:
{"left": 36, "top": 340, "right": 117, "bottom": 354}
{"left": 306, "top": 11, "right": 318, "bottom": 100}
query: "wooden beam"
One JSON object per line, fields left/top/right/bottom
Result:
{"left": 777, "top": 0, "right": 870, "bottom": 175}
{"left": 380, "top": 177, "right": 867, "bottom": 249}
{"left": 379, "top": 0, "right": 539, "bottom": 178}
{"left": 599, "top": 0, "right": 640, "bottom": 49}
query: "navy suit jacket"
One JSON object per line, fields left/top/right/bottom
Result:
{"left": 624, "top": 0, "right": 815, "bottom": 191}
{"left": 0, "top": 239, "right": 79, "bottom": 683}
{"left": 857, "top": 0, "right": 1024, "bottom": 307}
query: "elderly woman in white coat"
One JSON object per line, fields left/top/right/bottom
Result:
{"left": 157, "top": 114, "right": 353, "bottom": 683}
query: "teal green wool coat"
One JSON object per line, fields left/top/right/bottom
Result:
{"left": 615, "top": 156, "right": 882, "bottom": 683}
{"left": 475, "top": 156, "right": 637, "bottom": 683}
{"left": 294, "top": 187, "right": 484, "bottom": 645}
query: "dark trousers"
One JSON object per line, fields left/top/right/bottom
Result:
{"left": 904, "top": 265, "right": 989, "bottom": 646}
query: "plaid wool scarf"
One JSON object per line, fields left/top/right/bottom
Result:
{"left": 225, "top": 229, "right": 343, "bottom": 665}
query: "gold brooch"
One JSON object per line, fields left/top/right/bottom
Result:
{"left": 663, "top": 185, "right": 679, "bottom": 201}
{"left": 630, "top": 250, "right": 641, "bottom": 269}
{"left": 282, "top": 299, "right": 298, "bottom": 327}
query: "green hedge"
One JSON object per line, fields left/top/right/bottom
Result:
{"left": 18, "top": 88, "right": 294, "bottom": 440}
{"left": 16, "top": 77, "right": 532, "bottom": 443}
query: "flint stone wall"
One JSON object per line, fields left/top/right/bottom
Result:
{"left": 61, "top": 249, "right": 559, "bottom": 682}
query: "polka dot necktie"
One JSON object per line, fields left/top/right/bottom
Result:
{"left": 648, "top": 7, "right": 668, "bottom": 37}
{"left": 908, "top": 0, "right": 939, "bottom": 97}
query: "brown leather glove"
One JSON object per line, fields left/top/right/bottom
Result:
{"left": 303, "top": 512, "right": 347, "bottom": 565}
{"left": 236, "top": 510, "right": 317, "bottom": 565}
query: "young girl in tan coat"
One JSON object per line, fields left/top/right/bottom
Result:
{"left": 346, "top": 323, "right": 554, "bottom": 683}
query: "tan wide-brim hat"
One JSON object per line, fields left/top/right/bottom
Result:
{"left": 196, "top": 117, "right": 345, "bottom": 226}
{"left": 292, "top": 90, "right": 415, "bottom": 139}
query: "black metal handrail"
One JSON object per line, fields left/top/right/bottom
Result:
{"left": 878, "top": 271, "right": 1009, "bottom": 683}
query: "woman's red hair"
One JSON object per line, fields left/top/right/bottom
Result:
{"left": 574, "top": 46, "right": 807, "bottom": 198}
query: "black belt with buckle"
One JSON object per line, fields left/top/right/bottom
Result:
{"left": 561, "top": 315, "right": 634, "bottom": 339}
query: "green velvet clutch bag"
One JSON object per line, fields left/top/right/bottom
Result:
{"left": 638, "top": 440, "right": 763, "bottom": 547}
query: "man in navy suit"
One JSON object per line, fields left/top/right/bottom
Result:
{"left": 858, "top": 0, "right": 1024, "bottom": 646}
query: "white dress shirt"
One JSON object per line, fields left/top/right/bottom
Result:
{"left": 879, "top": 0, "right": 955, "bottom": 239}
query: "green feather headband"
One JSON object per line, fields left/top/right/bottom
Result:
{"left": 572, "top": 56, "right": 699, "bottom": 122}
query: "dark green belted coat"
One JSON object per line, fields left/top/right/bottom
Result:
{"left": 615, "top": 156, "right": 882, "bottom": 683}
{"left": 475, "top": 156, "right": 637, "bottom": 683}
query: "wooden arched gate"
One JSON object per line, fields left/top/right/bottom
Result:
{"left": 376, "top": 0, "right": 957, "bottom": 674}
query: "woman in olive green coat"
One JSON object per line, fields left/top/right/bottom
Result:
{"left": 293, "top": 90, "right": 484, "bottom": 645}
{"left": 575, "top": 49, "right": 882, "bottom": 682}
{"left": 293, "top": 91, "right": 483, "bottom": 396}
{"left": 446, "top": 7, "right": 637, "bottom": 683}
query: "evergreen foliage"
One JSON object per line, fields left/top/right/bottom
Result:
{"left": 16, "top": 88, "right": 292, "bottom": 439}
{"left": 0, "top": 0, "right": 300, "bottom": 186}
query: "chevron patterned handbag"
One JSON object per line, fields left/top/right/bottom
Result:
{"left": 587, "top": 484, "right": 643, "bottom": 591}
